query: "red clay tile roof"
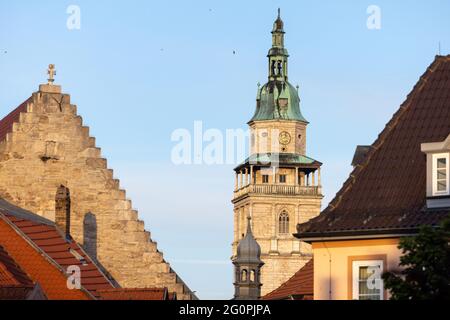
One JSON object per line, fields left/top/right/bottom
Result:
{"left": 0, "top": 216, "right": 91, "bottom": 300}
{"left": 0, "top": 199, "right": 175, "bottom": 300}
{"left": 297, "top": 55, "right": 450, "bottom": 238}
{"left": 0, "top": 98, "right": 30, "bottom": 142}
{"left": 97, "top": 288, "right": 174, "bottom": 300}
{"left": 0, "top": 244, "right": 33, "bottom": 287}
{"left": 261, "top": 259, "right": 313, "bottom": 300}
{"left": 0, "top": 200, "right": 115, "bottom": 299}
{"left": 0, "top": 245, "right": 43, "bottom": 300}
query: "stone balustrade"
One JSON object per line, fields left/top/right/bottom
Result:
{"left": 233, "top": 183, "right": 321, "bottom": 199}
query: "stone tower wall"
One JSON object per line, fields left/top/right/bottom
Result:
{"left": 233, "top": 195, "right": 321, "bottom": 296}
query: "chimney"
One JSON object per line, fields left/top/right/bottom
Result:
{"left": 55, "top": 185, "right": 71, "bottom": 238}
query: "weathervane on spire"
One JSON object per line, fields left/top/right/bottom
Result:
{"left": 47, "top": 64, "right": 56, "bottom": 85}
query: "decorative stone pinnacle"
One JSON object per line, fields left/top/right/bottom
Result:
{"left": 246, "top": 216, "right": 252, "bottom": 234}
{"left": 47, "top": 64, "right": 56, "bottom": 85}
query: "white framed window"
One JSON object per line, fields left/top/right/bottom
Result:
{"left": 352, "top": 260, "right": 384, "bottom": 300}
{"left": 432, "top": 153, "right": 449, "bottom": 196}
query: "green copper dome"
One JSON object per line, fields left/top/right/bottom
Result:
{"left": 249, "top": 9, "right": 308, "bottom": 124}
{"left": 251, "top": 81, "right": 308, "bottom": 122}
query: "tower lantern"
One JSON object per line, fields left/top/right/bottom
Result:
{"left": 269, "top": 8, "right": 289, "bottom": 81}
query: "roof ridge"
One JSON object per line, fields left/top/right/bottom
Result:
{"left": 97, "top": 288, "right": 166, "bottom": 292}
{"left": 322, "top": 56, "right": 445, "bottom": 216}
{"left": 0, "top": 198, "right": 55, "bottom": 226}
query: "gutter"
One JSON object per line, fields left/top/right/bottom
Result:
{"left": 294, "top": 228, "right": 421, "bottom": 243}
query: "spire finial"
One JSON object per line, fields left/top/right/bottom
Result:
{"left": 278, "top": 8, "right": 281, "bottom": 19}
{"left": 47, "top": 64, "right": 56, "bottom": 85}
{"left": 246, "top": 216, "right": 252, "bottom": 235}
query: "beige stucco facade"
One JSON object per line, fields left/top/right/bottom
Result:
{"left": 312, "top": 239, "right": 402, "bottom": 300}
{"left": 0, "top": 84, "right": 195, "bottom": 299}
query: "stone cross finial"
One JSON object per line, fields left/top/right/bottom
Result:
{"left": 47, "top": 64, "right": 56, "bottom": 85}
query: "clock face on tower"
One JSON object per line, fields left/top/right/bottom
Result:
{"left": 279, "top": 131, "right": 291, "bottom": 145}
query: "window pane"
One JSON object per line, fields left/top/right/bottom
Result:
{"left": 438, "top": 180, "right": 447, "bottom": 191}
{"left": 279, "top": 212, "right": 289, "bottom": 234}
{"left": 437, "top": 169, "right": 446, "bottom": 180}
{"left": 358, "top": 266, "right": 381, "bottom": 300}
{"left": 437, "top": 158, "right": 446, "bottom": 169}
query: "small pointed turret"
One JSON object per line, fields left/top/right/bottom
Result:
{"left": 233, "top": 217, "right": 264, "bottom": 300}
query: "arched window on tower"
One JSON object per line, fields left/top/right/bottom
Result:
{"left": 241, "top": 269, "right": 248, "bottom": 282}
{"left": 279, "top": 211, "right": 290, "bottom": 234}
{"left": 250, "top": 270, "right": 256, "bottom": 283}
{"left": 271, "top": 60, "right": 277, "bottom": 76}
{"left": 277, "top": 60, "right": 283, "bottom": 76}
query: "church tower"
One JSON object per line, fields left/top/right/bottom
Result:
{"left": 233, "top": 217, "right": 264, "bottom": 300}
{"left": 232, "top": 10, "right": 323, "bottom": 296}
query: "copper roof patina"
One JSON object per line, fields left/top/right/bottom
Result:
{"left": 235, "top": 153, "right": 321, "bottom": 171}
{"left": 249, "top": 10, "right": 308, "bottom": 123}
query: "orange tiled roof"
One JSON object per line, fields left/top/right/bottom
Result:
{"left": 0, "top": 244, "right": 33, "bottom": 287}
{"left": 0, "top": 244, "right": 43, "bottom": 300}
{"left": 0, "top": 98, "right": 30, "bottom": 142}
{"left": 97, "top": 288, "right": 175, "bottom": 300}
{"left": 0, "top": 216, "right": 90, "bottom": 300}
{"left": 262, "top": 260, "right": 313, "bottom": 300}
{"left": 0, "top": 199, "right": 115, "bottom": 299}
{"left": 0, "top": 199, "right": 177, "bottom": 300}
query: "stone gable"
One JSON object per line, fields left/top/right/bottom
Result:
{"left": 0, "top": 84, "right": 195, "bottom": 300}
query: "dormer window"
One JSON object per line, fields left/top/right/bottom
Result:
{"left": 433, "top": 154, "right": 449, "bottom": 196}
{"left": 421, "top": 134, "right": 450, "bottom": 209}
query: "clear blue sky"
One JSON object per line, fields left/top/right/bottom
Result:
{"left": 1, "top": 0, "right": 449, "bottom": 299}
